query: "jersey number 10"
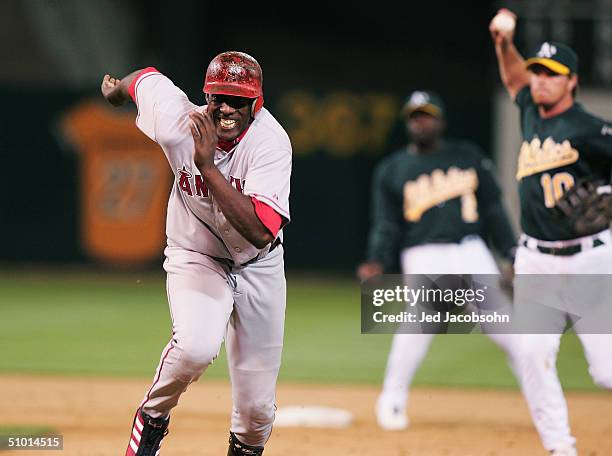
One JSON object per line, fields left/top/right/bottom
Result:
{"left": 540, "top": 172, "right": 575, "bottom": 208}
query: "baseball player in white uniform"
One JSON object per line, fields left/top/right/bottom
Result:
{"left": 101, "top": 51, "right": 291, "bottom": 456}
{"left": 357, "top": 91, "right": 521, "bottom": 433}
{"left": 491, "top": 9, "right": 612, "bottom": 456}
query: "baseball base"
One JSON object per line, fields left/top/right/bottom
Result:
{"left": 274, "top": 406, "right": 354, "bottom": 428}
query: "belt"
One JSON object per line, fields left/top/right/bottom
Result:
{"left": 269, "top": 237, "right": 282, "bottom": 253}
{"left": 521, "top": 237, "right": 605, "bottom": 256}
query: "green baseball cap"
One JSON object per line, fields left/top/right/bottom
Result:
{"left": 525, "top": 41, "right": 579, "bottom": 75}
{"left": 401, "top": 90, "right": 445, "bottom": 118}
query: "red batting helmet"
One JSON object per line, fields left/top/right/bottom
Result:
{"left": 203, "top": 51, "right": 264, "bottom": 116}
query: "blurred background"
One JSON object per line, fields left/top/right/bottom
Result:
{"left": 2, "top": 0, "right": 611, "bottom": 388}
{"left": 3, "top": 3, "right": 612, "bottom": 454}
{"left": 2, "top": 0, "right": 612, "bottom": 270}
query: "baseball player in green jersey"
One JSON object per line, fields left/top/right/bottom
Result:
{"left": 491, "top": 8, "right": 612, "bottom": 456}
{"left": 358, "top": 90, "right": 520, "bottom": 431}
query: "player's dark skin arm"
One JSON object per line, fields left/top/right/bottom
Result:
{"left": 490, "top": 9, "right": 530, "bottom": 100}
{"left": 100, "top": 70, "right": 143, "bottom": 106}
{"left": 189, "top": 110, "right": 274, "bottom": 249}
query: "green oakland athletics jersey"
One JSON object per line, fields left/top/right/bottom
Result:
{"left": 366, "top": 140, "right": 516, "bottom": 270}
{"left": 515, "top": 86, "right": 612, "bottom": 240}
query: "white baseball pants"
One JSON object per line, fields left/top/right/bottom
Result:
{"left": 513, "top": 229, "right": 612, "bottom": 452}
{"left": 138, "top": 245, "right": 286, "bottom": 447}
{"left": 379, "top": 236, "right": 520, "bottom": 413}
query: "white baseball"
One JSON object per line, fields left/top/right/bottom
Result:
{"left": 491, "top": 12, "right": 516, "bottom": 33}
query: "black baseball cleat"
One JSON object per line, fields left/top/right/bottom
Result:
{"left": 124, "top": 408, "right": 170, "bottom": 456}
{"left": 227, "top": 432, "right": 264, "bottom": 455}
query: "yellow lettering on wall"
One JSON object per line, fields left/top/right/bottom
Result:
{"left": 276, "top": 91, "right": 400, "bottom": 157}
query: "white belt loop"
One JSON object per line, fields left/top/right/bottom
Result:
{"left": 581, "top": 238, "right": 592, "bottom": 251}
{"left": 520, "top": 235, "right": 538, "bottom": 250}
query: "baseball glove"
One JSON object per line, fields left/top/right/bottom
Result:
{"left": 553, "top": 179, "right": 612, "bottom": 235}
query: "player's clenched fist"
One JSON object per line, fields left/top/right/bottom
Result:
{"left": 356, "top": 261, "right": 384, "bottom": 282}
{"left": 189, "top": 110, "right": 218, "bottom": 171}
{"left": 101, "top": 74, "right": 126, "bottom": 106}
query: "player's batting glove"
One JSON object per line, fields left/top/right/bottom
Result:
{"left": 553, "top": 179, "right": 612, "bottom": 235}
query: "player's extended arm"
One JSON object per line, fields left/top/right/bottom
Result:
{"left": 478, "top": 175, "right": 517, "bottom": 293}
{"left": 100, "top": 70, "right": 143, "bottom": 106}
{"left": 358, "top": 163, "right": 401, "bottom": 281}
{"left": 477, "top": 159, "right": 517, "bottom": 262}
{"left": 490, "top": 9, "right": 529, "bottom": 100}
{"left": 189, "top": 110, "right": 274, "bottom": 249}
{"left": 482, "top": 200, "right": 517, "bottom": 263}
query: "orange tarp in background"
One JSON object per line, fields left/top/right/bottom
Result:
{"left": 63, "top": 101, "right": 171, "bottom": 266}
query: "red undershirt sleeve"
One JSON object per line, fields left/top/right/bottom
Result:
{"left": 128, "top": 67, "right": 160, "bottom": 102}
{"left": 251, "top": 197, "right": 284, "bottom": 238}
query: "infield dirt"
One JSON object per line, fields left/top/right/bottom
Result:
{"left": 1, "top": 375, "right": 611, "bottom": 455}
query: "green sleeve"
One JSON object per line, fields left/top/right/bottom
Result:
{"left": 585, "top": 118, "right": 612, "bottom": 160}
{"left": 514, "top": 85, "right": 532, "bottom": 109}
{"left": 476, "top": 157, "right": 517, "bottom": 260}
{"left": 365, "top": 161, "right": 402, "bottom": 270}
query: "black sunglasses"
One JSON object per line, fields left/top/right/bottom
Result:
{"left": 207, "top": 94, "right": 253, "bottom": 109}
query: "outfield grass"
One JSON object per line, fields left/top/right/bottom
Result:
{"left": 0, "top": 270, "right": 598, "bottom": 390}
